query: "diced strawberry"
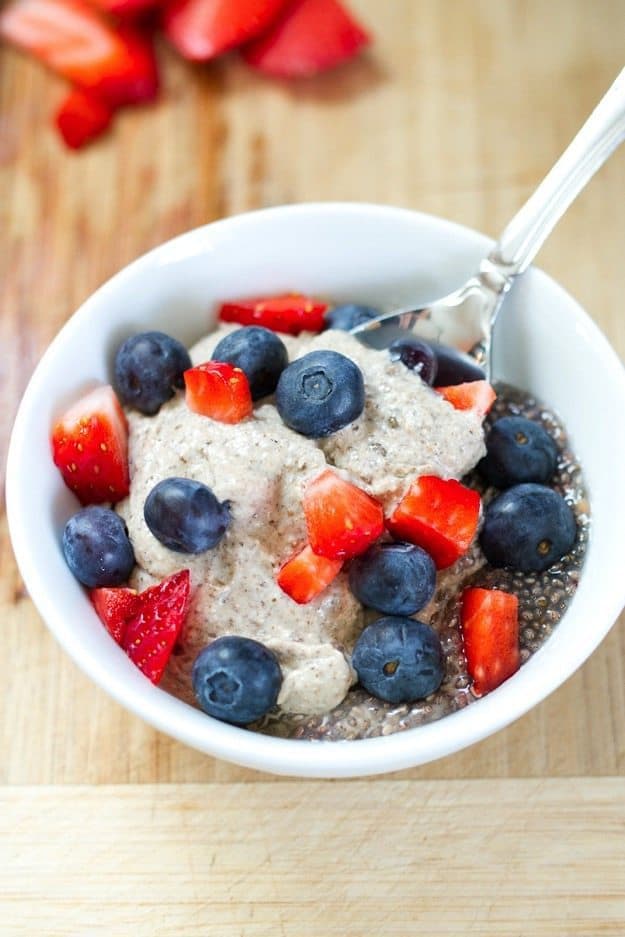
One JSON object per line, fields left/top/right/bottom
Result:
{"left": 436, "top": 380, "right": 497, "bottom": 419}
{"left": 387, "top": 475, "right": 481, "bottom": 569}
{"left": 163, "top": 0, "right": 288, "bottom": 61}
{"left": 0, "top": 0, "right": 159, "bottom": 107}
{"left": 54, "top": 88, "right": 113, "bottom": 150}
{"left": 184, "top": 361, "right": 253, "bottom": 423}
{"left": 90, "top": 0, "right": 162, "bottom": 17}
{"left": 303, "top": 469, "right": 384, "bottom": 561}
{"left": 218, "top": 293, "right": 328, "bottom": 336}
{"left": 242, "top": 0, "right": 370, "bottom": 78}
{"left": 90, "top": 585, "right": 140, "bottom": 644}
{"left": 123, "top": 569, "right": 191, "bottom": 684}
{"left": 276, "top": 544, "right": 342, "bottom": 603}
{"left": 51, "top": 384, "right": 130, "bottom": 505}
{"left": 461, "top": 587, "right": 520, "bottom": 696}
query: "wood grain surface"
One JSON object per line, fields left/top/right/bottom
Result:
{"left": 2, "top": 1, "right": 625, "bottom": 931}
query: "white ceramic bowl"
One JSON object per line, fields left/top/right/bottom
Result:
{"left": 7, "top": 203, "right": 625, "bottom": 777}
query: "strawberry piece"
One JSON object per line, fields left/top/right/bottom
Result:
{"left": 51, "top": 384, "right": 130, "bottom": 505}
{"left": 54, "top": 88, "right": 113, "bottom": 149}
{"left": 123, "top": 569, "right": 191, "bottom": 684}
{"left": 436, "top": 380, "right": 497, "bottom": 419}
{"left": 242, "top": 0, "right": 371, "bottom": 78}
{"left": 387, "top": 475, "right": 481, "bottom": 569}
{"left": 164, "top": 0, "right": 288, "bottom": 61}
{"left": 91, "top": 0, "right": 162, "bottom": 17}
{"left": 277, "top": 544, "right": 342, "bottom": 603}
{"left": 90, "top": 585, "right": 140, "bottom": 644}
{"left": 0, "top": 0, "right": 159, "bottom": 107}
{"left": 184, "top": 361, "right": 253, "bottom": 423}
{"left": 461, "top": 587, "right": 520, "bottom": 696}
{"left": 218, "top": 293, "right": 328, "bottom": 336}
{"left": 303, "top": 469, "right": 384, "bottom": 560}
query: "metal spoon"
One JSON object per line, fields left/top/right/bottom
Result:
{"left": 351, "top": 67, "right": 625, "bottom": 379}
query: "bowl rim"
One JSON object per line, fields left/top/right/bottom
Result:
{"left": 7, "top": 201, "right": 625, "bottom": 778}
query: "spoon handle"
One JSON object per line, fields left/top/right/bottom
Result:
{"left": 490, "top": 67, "right": 625, "bottom": 275}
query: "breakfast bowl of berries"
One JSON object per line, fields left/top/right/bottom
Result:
{"left": 7, "top": 202, "right": 625, "bottom": 777}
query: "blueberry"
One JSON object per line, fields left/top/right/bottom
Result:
{"left": 192, "top": 635, "right": 282, "bottom": 725}
{"left": 212, "top": 326, "right": 288, "bottom": 400}
{"left": 144, "top": 477, "right": 230, "bottom": 553}
{"left": 114, "top": 331, "right": 192, "bottom": 415}
{"left": 478, "top": 416, "right": 558, "bottom": 488}
{"left": 389, "top": 338, "right": 438, "bottom": 385}
{"left": 63, "top": 506, "right": 135, "bottom": 587}
{"left": 325, "top": 304, "right": 380, "bottom": 331}
{"left": 429, "top": 341, "right": 485, "bottom": 386}
{"left": 352, "top": 617, "right": 444, "bottom": 703}
{"left": 480, "top": 483, "right": 576, "bottom": 572}
{"left": 276, "top": 350, "right": 365, "bottom": 437}
{"left": 349, "top": 542, "right": 436, "bottom": 615}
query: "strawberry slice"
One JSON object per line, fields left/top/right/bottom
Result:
{"left": 51, "top": 384, "right": 130, "bottom": 505}
{"left": 461, "top": 587, "right": 520, "bottom": 696}
{"left": 277, "top": 544, "right": 342, "bottom": 603}
{"left": 218, "top": 293, "right": 328, "bottom": 336}
{"left": 90, "top": 585, "right": 140, "bottom": 644}
{"left": 54, "top": 88, "right": 113, "bottom": 150}
{"left": 303, "top": 469, "right": 384, "bottom": 560}
{"left": 242, "top": 0, "right": 371, "bottom": 78}
{"left": 436, "top": 380, "right": 497, "bottom": 419}
{"left": 184, "top": 361, "right": 253, "bottom": 423}
{"left": 0, "top": 0, "right": 159, "bottom": 107}
{"left": 91, "top": 0, "right": 162, "bottom": 17}
{"left": 163, "top": 0, "right": 288, "bottom": 61}
{"left": 123, "top": 569, "right": 191, "bottom": 684}
{"left": 387, "top": 475, "right": 481, "bottom": 569}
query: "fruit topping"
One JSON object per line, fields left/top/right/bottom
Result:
{"left": 276, "top": 349, "right": 365, "bottom": 437}
{"left": 218, "top": 293, "right": 328, "bottom": 335}
{"left": 461, "top": 587, "right": 520, "bottom": 696}
{"left": 123, "top": 569, "right": 191, "bottom": 684}
{"left": 192, "top": 635, "right": 283, "bottom": 725}
{"left": 114, "top": 331, "right": 192, "bottom": 416}
{"left": 242, "top": 0, "right": 370, "bottom": 78}
{"left": 144, "top": 477, "right": 231, "bottom": 553}
{"left": 91, "top": 0, "right": 161, "bottom": 16}
{"left": 436, "top": 380, "right": 496, "bottom": 418}
{"left": 51, "top": 384, "right": 129, "bottom": 504}
{"left": 63, "top": 506, "right": 135, "bottom": 587}
{"left": 276, "top": 544, "right": 343, "bottom": 604}
{"left": 388, "top": 337, "right": 438, "bottom": 385}
{"left": 89, "top": 585, "right": 140, "bottom": 644}
{"left": 348, "top": 541, "right": 436, "bottom": 616}
{"left": 211, "top": 326, "right": 288, "bottom": 400}
{"left": 184, "top": 361, "right": 253, "bottom": 423}
{"left": 479, "top": 483, "right": 576, "bottom": 573}
{"left": 325, "top": 303, "right": 380, "bottom": 331}
{"left": 478, "top": 416, "right": 558, "bottom": 488}
{"left": 429, "top": 342, "right": 486, "bottom": 386}
{"left": 352, "top": 616, "right": 444, "bottom": 703}
{"left": 387, "top": 475, "right": 481, "bottom": 570}
{"left": 303, "top": 469, "right": 384, "bottom": 560}
{"left": 163, "top": 0, "right": 288, "bottom": 61}
{"left": 54, "top": 88, "right": 113, "bottom": 150}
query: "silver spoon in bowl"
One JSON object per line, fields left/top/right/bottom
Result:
{"left": 351, "top": 67, "right": 625, "bottom": 380}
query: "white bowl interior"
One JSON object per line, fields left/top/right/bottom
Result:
{"left": 7, "top": 203, "right": 625, "bottom": 777}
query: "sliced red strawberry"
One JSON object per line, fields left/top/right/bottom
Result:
{"left": 90, "top": 0, "right": 162, "bottom": 17}
{"left": 90, "top": 585, "right": 140, "bottom": 644}
{"left": 387, "top": 475, "right": 481, "bottom": 569}
{"left": 54, "top": 87, "right": 113, "bottom": 150}
{"left": 163, "top": 0, "right": 288, "bottom": 61}
{"left": 436, "top": 380, "right": 497, "bottom": 419}
{"left": 123, "top": 569, "right": 191, "bottom": 684}
{"left": 276, "top": 544, "right": 342, "bottom": 603}
{"left": 51, "top": 384, "right": 130, "bottom": 505}
{"left": 303, "top": 469, "right": 384, "bottom": 561}
{"left": 184, "top": 361, "right": 253, "bottom": 423}
{"left": 242, "top": 0, "right": 370, "bottom": 78}
{"left": 461, "top": 587, "right": 520, "bottom": 696}
{"left": 218, "top": 293, "right": 328, "bottom": 335}
{"left": 0, "top": 0, "right": 159, "bottom": 107}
